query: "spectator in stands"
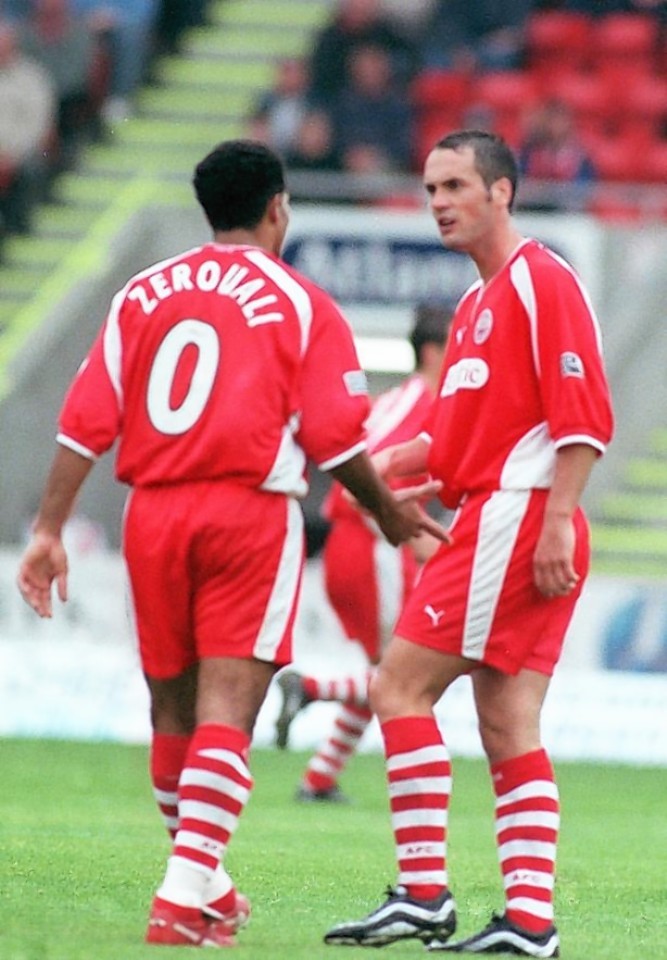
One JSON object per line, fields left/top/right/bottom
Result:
{"left": 155, "top": 0, "right": 209, "bottom": 55}
{"left": 330, "top": 43, "right": 415, "bottom": 174}
{"left": 518, "top": 98, "right": 596, "bottom": 209}
{"left": 308, "top": 0, "right": 418, "bottom": 107}
{"left": 380, "top": 0, "right": 439, "bottom": 42}
{"left": 562, "top": 0, "right": 665, "bottom": 17}
{"left": 71, "top": 0, "right": 160, "bottom": 123}
{"left": 247, "top": 57, "right": 311, "bottom": 156}
{"left": 419, "top": 0, "right": 537, "bottom": 72}
{"left": 0, "top": 16, "right": 55, "bottom": 234}
{"left": 18, "top": 0, "right": 99, "bottom": 172}
{"left": 284, "top": 109, "right": 342, "bottom": 172}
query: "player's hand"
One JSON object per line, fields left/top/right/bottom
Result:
{"left": 16, "top": 533, "right": 69, "bottom": 618}
{"left": 533, "top": 513, "right": 579, "bottom": 598}
{"left": 378, "top": 482, "right": 452, "bottom": 548}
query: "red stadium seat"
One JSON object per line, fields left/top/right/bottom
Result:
{"left": 414, "top": 110, "right": 463, "bottom": 168}
{"left": 537, "top": 70, "right": 613, "bottom": 139}
{"left": 594, "top": 13, "right": 659, "bottom": 58}
{"left": 640, "top": 141, "right": 667, "bottom": 185}
{"left": 526, "top": 10, "right": 593, "bottom": 74}
{"left": 410, "top": 70, "right": 471, "bottom": 111}
{"left": 471, "top": 71, "right": 539, "bottom": 115}
{"left": 587, "top": 136, "right": 645, "bottom": 183}
{"left": 592, "top": 14, "right": 660, "bottom": 74}
{"left": 611, "top": 74, "right": 667, "bottom": 143}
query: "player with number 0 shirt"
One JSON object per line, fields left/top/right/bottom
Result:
{"left": 17, "top": 139, "right": 447, "bottom": 949}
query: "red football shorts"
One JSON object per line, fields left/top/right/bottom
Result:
{"left": 395, "top": 488, "right": 590, "bottom": 676}
{"left": 123, "top": 481, "right": 305, "bottom": 678}
{"left": 323, "top": 517, "right": 418, "bottom": 662}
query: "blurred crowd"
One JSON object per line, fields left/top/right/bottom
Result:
{"left": 247, "top": 0, "right": 667, "bottom": 208}
{"left": 0, "top": 0, "right": 210, "bottom": 244}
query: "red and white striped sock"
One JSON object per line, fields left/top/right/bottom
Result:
{"left": 150, "top": 732, "right": 191, "bottom": 839}
{"left": 302, "top": 670, "right": 372, "bottom": 708}
{"left": 156, "top": 723, "right": 253, "bottom": 911}
{"left": 302, "top": 703, "right": 372, "bottom": 792}
{"left": 492, "top": 749, "right": 560, "bottom": 933}
{"left": 382, "top": 715, "right": 450, "bottom": 901}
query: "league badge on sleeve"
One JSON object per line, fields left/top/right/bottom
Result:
{"left": 560, "top": 351, "right": 585, "bottom": 378}
{"left": 343, "top": 370, "right": 368, "bottom": 396}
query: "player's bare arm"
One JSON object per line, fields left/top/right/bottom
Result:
{"left": 372, "top": 434, "right": 431, "bottom": 481}
{"left": 533, "top": 443, "right": 599, "bottom": 598}
{"left": 330, "top": 451, "right": 448, "bottom": 548}
{"left": 17, "top": 445, "right": 94, "bottom": 617}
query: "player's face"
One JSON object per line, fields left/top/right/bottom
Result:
{"left": 423, "top": 146, "right": 498, "bottom": 254}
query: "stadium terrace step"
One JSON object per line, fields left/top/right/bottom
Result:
{"left": 154, "top": 56, "right": 274, "bottom": 88}
{"left": 624, "top": 458, "right": 667, "bottom": 490}
{"left": 138, "top": 86, "right": 256, "bottom": 120}
{"left": 52, "top": 173, "right": 126, "bottom": 207}
{"left": 185, "top": 26, "right": 309, "bottom": 60}
{"left": 0, "top": 270, "right": 45, "bottom": 299}
{"left": 593, "top": 525, "right": 667, "bottom": 558}
{"left": 591, "top": 553, "right": 667, "bottom": 578}
{"left": 648, "top": 428, "right": 667, "bottom": 456}
{"left": 2, "top": 236, "right": 72, "bottom": 271}
{"left": 600, "top": 492, "right": 667, "bottom": 526}
{"left": 32, "top": 205, "right": 102, "bottom": 239}
{"left": 211, "top": 0, "right": 332, "bottom": 30}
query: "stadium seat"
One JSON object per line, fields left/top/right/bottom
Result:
{"left": 611, "top": 74, "right": 667, "bottom": 144}
{"left": 587, "top": 136, "right": 644, "bottom": 183}
{"left": 525, "top": 10, "right": 593, "bottom": 75}
{"left": 471, "top": 71, "right": 539, "bottom": 115}
{"left": 640, "top": 141, "right": 667, "bottom": 185}
{"left": 592, "top": 13, "right": 659, "bottom": 69}
{"left": 414, "top": 110, "right": 463, "bottom": 168}
{"left": 538, "top": 70, "right": 612, "bottom": 138}
{"left": 410, "top": 70, "right": 471, "bottom": 111}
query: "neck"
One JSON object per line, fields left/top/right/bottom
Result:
{"left": 472, "top": 225, "right": 524, "bottom": 285}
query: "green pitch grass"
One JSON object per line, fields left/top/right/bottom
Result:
{"left": 1, "top": 739, "right": 665, "bottom": 959}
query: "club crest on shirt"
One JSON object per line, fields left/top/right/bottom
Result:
{"left": 560, "top": 351, "right": 585, "bottom": 378}
{"left": 473, "top": 308, "right": 493, "bottom": 344}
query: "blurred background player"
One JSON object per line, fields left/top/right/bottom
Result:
{"left": 16, "top": 138, "right": 447, "bottom": 950}
{"left": 274, "top": 300, "right": 455, "bottom": 803}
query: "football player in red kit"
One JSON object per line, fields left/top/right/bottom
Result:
{"left": 324, "top": 130, "right": 613, "bottom": 956}
{"left": 17, "top": 139, "right": 447, "bottom": 949}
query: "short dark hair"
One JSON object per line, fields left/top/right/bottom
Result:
{"left": 435, "top": 130, "right": 518, "bottom": 210}
{"left": 193, "top": 139, "right": 286, "bottom": 231}
{"left": 409, "top": 300, "right": 455, "bottom": 366}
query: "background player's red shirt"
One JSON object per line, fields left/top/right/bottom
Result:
{"left": 424, "top": 239, "right": 614, "bottom": 508}
{"left": 58, "top": 243, "right": 370, "bottom": 495}
{"left": 325, "top": 373, "right": 434, "bottom": 524}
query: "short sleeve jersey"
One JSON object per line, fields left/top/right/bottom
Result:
{"left": 325, "top": 372, "right": 434, "bottom": 523}
{"left": 424, "top": 239, "right": 614, "bottom": 508}
{"left": 58, "top": 243, "right": 370, "bottom": 495}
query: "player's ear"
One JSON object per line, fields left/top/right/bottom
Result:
{"left": 267, "top": 191, "right": 286, "bottom": 224}
{"left": 490, "top": 177, "right": 513, "bottom": 209}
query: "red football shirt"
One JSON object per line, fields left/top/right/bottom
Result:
{"left": 423, "top": 239, "right": 614, "bottom": 508}
{"left": 58, "top": 243, "right": 370, "bottom": 495}
{"left": 325, "top": 372, "right": 434, "bottom": 523}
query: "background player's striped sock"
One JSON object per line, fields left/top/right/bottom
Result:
{"left": 156, "top": 723, "right": 252, "bottom": 910}
{"left": 301, "top": 703, "right": 372, "bottom": 792}
{"left": 382, "top": 715, "right": 450, "bottom": 901}
{"left": 492, "top": 748, "right": 560, "bottom": 933}
{"left": 302, "top": 671, "right": 372, "bottom": 707}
